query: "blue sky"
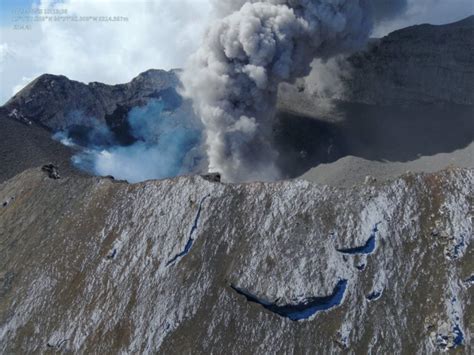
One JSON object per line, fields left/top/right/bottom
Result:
{"left": 0, "top": 0, "right": 36, "bottom": 24}
{"left": 0, "top": 0, "right": 213, "bottom": 104}
{"left": 0, "top": 0, "right": 473, "bottom": 104}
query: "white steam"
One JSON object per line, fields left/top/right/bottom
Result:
{"left": 57, "top": 99, "right": 205, "bottom": 183}
{"left": 181, "top": 0, "right": 407, "bottom": 182}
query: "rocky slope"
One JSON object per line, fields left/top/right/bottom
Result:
{"left": 3, "top": 16, "right": 474, "bottom": 136}
{"left": 2, "top": 69, "right": 182, "bottom": 135}
{"left": 274, "top": 101, "right": 474, "bottom": 180}
{"left": 1, "top": 17, "right": 472, "bottom": 184}
{"left": 342, "top": 16, "right": 474, "bottom": 105}
{"left": 279, "top": 16, "right": 474, "bottom": 110}
{"left": 0, "top": 113, "right": 82, "bottom": 183}
{"left": 302, "top": 142, "right": 474, "bottom": 188}
{"left": 0, "top": 167, "right": 472, "bottom": 353}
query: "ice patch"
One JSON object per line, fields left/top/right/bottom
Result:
{"left": 337, "top": 223, "right": 381, "bottom": 255}
{"left": 167, "top": 195, "right": 210, "bottom": 266}
{"left": 231, "top": 279, "right": 348, "bottom": 321}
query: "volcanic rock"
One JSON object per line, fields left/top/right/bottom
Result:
{"left": 0, "top": 167, "right": 471, "bottom": 353}
{"left": 0, "top": 113, "right": 81, "bottom": 184}
{"left": 41, "top": 164, "right": 61, "bottom": 180}
{"left": 344, "top": 16, "right": 474, "bottom": 106}
{"left": 2, "top": 69, "right": 181, "bottom": 132}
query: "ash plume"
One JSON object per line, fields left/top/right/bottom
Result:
{"left": 182, "top": 0, "right": 407, "bottom": 182}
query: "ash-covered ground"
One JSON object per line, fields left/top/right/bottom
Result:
{"left": 2, "top": 17, "right": 473, "bottom": 185}
{"left": 0, "top": 13, "right": 473, "bottom": 355}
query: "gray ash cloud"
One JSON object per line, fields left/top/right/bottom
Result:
{"left": 181, "top": 0, "right": 407, "bottom": 182}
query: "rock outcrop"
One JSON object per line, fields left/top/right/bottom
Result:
{"left": 279, "top": 16, "right": 474, "bottom": 110}
{"left": 343, "top": 16, "right": 474, "bottom": 106}
{"left": 0, "top": 167, "right": 472, "bottom": 353}
{"left": 2, "top": 69, "right": 180, "bottom": 133}
{"left": 41, "top": 164, "right": 61, "bottom": 180}
{"left": 0, "top": 114, "right": 81, "bottom": 183}
{"left": 3, "top": 16, "right": 474, "bottom": 138}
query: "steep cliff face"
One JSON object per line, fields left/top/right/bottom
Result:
{"left": 0, "top": 168, "right": 472, "bottom": 353}
{"left": 3, "top": 16, "right": 474, "bottom": 137}
{"left": 0, "top": 115, "right": 81, "bottom": 183}
{"left": 343, "top": 16, "right": 474, "bottom": 105}
{"left": 2, "top": 69, "right": 181, "bottom": 132}
{"left": 279, "top": 16, "right": 474, "bottom": 110}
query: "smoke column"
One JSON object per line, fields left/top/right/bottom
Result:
{"left": 182, "top": 0, "right": 406, "bottom": 182}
